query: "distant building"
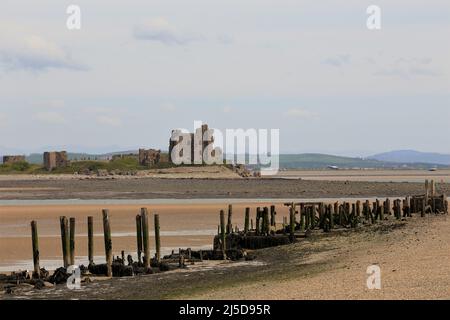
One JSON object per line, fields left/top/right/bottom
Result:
{"left": 43, "top": 151, "right": 69, "bottom": 171}
{"left": 138, "top": 149, "right": 161, "bottom": 166}
{"left": 2, "top": 155, "right": 26, "bottom": 164}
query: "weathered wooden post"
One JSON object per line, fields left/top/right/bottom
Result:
{"left": 31, "top": 221, "right": 40, "bottom": 278}
{"left": 102, "top": 209, "right": 113, "bottom": 277}
{"left": 270, "top": 205, "right": 276, "bottom": 227}
{"left": 250, "top": 218, "right": 254, "bottom": 231}
{"left": 329, "top": 204, "right": 334, "bottom": 229}
{"left": 263, "top": 207, "right": 270, "bottom": 235}
{"left": 136, "top": 214, "right": 143, "bottom": 264}
{"left": 87, "top": 216, "right": 94, "bottom": 266}
{"left": 425, "top": 180, "right": 430, "bottom": 204}
{"left": 227, "top": 204, "right": 233, "bottom": 234}
{"left": 59, "top": 216, "right": 70, "bottom": 268}
{"left": 300, "top": 205, "right": 305, "bottom": 231}
{"left": 220, "top": 210, "right": 226, "bottom": 259}
{"left": 356, "top": 200, "right": 361, "bottom": 217}
{"left": 255, "top": 207, "right": 261, "bottom": 235}
{"left": 310, "top": 204, "right": 316, "bottom": 229}
{"left": 154, "top": 214, "right": 161, "bottom": 263}
{"left": 289, "top": 203, "right": 295, "bottom": 242}
{"left": 140, "top": 208, "right": 150, "bottom": 269}
{"left": 244, "top": 208, "right": 250, "bottom": 234}
{"left": 69, "top": 217, "right": 76, "bottom": 266}
{"left": 430, "top": 180, "right": 436, "bottom": 197}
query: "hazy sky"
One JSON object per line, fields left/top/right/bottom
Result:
{"left": 0, "top": 0, "right": 449, "bottom": 156}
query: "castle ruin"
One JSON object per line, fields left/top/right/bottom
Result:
{"left": 2, "top": 155, "right": 26, "bottom": 164}
{"left": 138, "top": 149, "right": 161, "bottom": 167}
{"left": 43, "top": 151, "right": 69, "bottom": 171}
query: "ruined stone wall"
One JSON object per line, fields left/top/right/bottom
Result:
{"left": 138, "top": 149, "right": 161, "bottom": 166}
{"left": 43, "top": 151, "right": 68, "bottom": 171}
{"left": 2, "top": 155, "right": 26, "bottom": 164}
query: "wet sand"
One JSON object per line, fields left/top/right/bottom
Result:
{"left": 0, "top": 171, "right": 449, "bottom": 200}
{"left": 0, "top": 202, "right": 291, "bottom": 271}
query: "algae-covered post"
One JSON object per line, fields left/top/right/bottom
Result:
{"left": 102, "top": 209, "right": 113, "bottom": 277}
{"left": 31, "top": 220, "right": 40, "bottom": 278}
{"left": 69, "top": 217, "right": 76, "bottom": 266}
{"left": 59, "top": 216, "right": 70, "bottom": 268}
{"left": 87, "top": 216, "right": 94, "bottom": 266}
{"left": 244, "top": 207, "right": 250, "bottom": 234}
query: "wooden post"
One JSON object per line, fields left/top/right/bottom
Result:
{"left": 59, "top": 216, "right": 70, "bottom": 268}
{"left": 244, "top": 208, "right": 250, "bottom": 234}
{"left": 220, "top": 210, "right": 226, "bottom": 259}
{"left": 289, "top": 203, "right": 295, "bottom": 242}
{"left": 430, "top": 180, "right": 436, "bottom": 197}
{"left": 255, "top": 207, "right": 261, "bottom": 235}
{"left": 263, "top": 207, "right": 270, "bottom": 235}
{"left": 31, "top": 221, "right": 40, "bottom": 278}
{"left": 329, "top": 204, "right": 334, "bottom": 229}
{"left": 250, "top": 218, "right": 254, "bottom": 231}
{"left": 270, "top": 205, "right": 276, "bottom": 227}
{"left": 87, "top": 216, "right": 94, "bottom": 266}
{"left": 300, "top": 205, "right": 305, "bottom": 231}
{"left": 69, "top": 217, "right": 76, "bottom": 266}
{"left": 102, "top": 209, "right": 113, "bottom": 277}
{"left": 140, "top": 208, "right": 150, "bottom": 269}
{"left": 136, "top": 214, "right": 143, "bottom": 264}
{"left": 154, "top": 214, "right": 161, "bottom": 263}
{"left": 227, "top": 204, "right": 233, "bottom": 234}
{"left": 356, "top": 200, "right": 361, "bottom": 217}
{"left": 121, "top": 250, "right": 125, "bottom": 264}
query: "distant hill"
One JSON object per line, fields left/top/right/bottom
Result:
{"left": 369, "top": 150, "right": 450, "bottom": 166}
{"left": 277, "top": 153, "right": 448, "bottom": 169}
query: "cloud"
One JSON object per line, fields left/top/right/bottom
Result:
{"left": 0, "top": 35, "right": 87, "bottom": 72}
{"left": 34, "top": 111, "right": 66, "bottom": 124}
{"left": 284, "top": 108, "right": 319, "bottom": 119}
{"left": 95, "top": 115, "right": 122, "bottom": 127}
{"left": 133, "top": 18, "right": 203, "bottom": 45}
{"left": 322, "top": 54, "right": 351, "bottom": 67}
{"left": 373, "top": 57, "right": 441, "bottom": 78}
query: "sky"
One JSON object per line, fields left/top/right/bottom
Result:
{"left": 0, "top": 0, "right": 449, "bottom": 156}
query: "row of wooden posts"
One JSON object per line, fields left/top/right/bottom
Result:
{"left": 30, "top": 208, "right": 161, "bottom": 279}
{"left": 215, "top": 184, "right": 448, "bottom": 253}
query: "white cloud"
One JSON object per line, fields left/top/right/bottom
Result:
{"left": 284, "top": 108, "right": 319, "bottom": 119}
{"left": 34, "top": 111, "right": 66, "bottom": 124}
{"left": 133, "top": 18, "right": 203, "bottom": 45}
{"left": 0, "top": 35, "right": 87, "bottom": 72}
{"left": 96, "top": 115, "right": 122, "bottom": 127}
